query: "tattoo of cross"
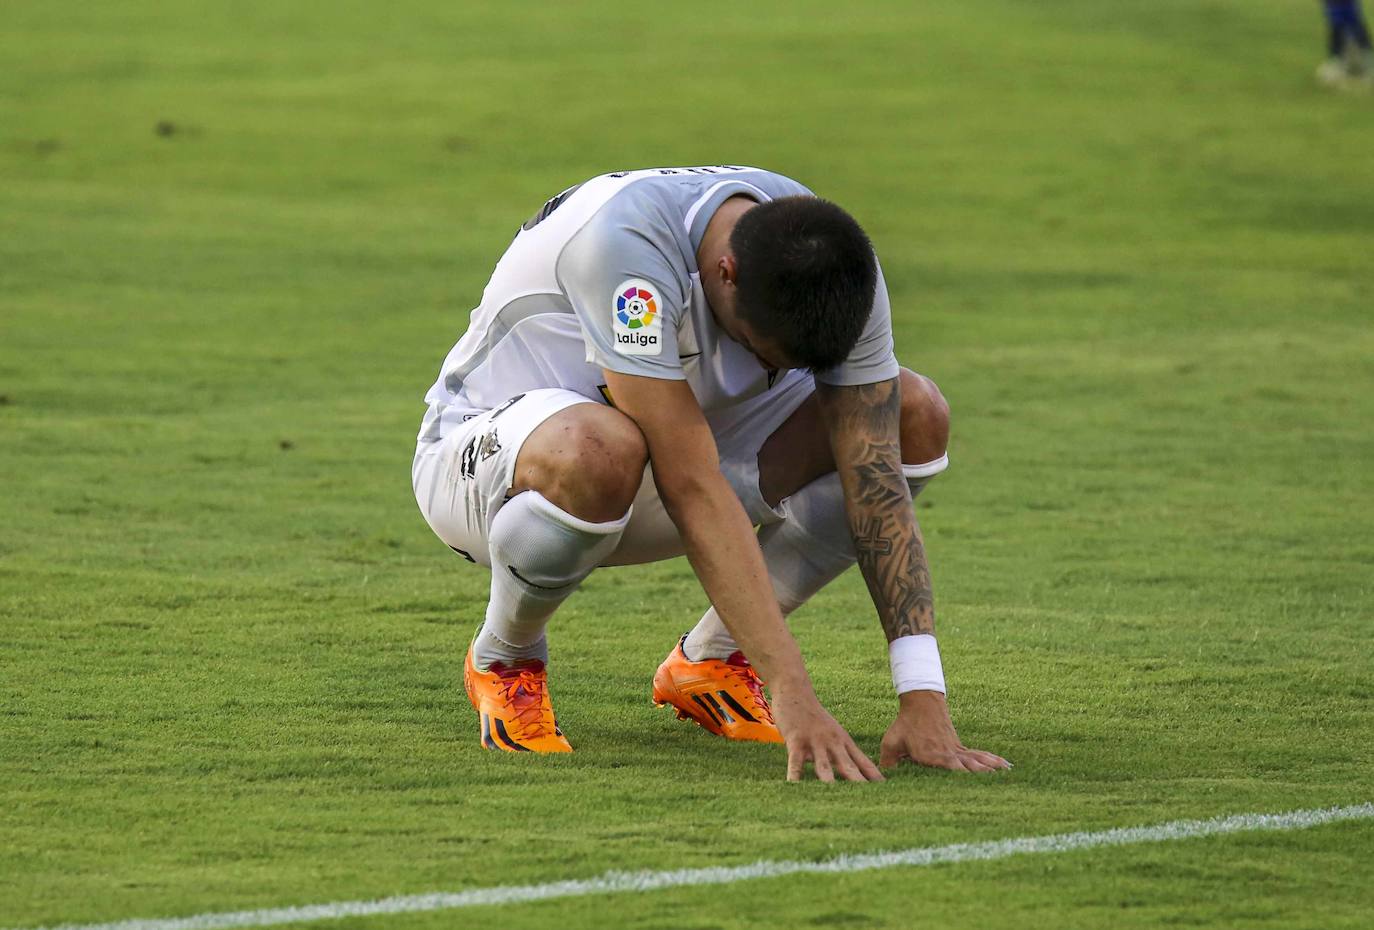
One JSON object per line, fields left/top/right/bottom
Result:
{"left": 855, "top": 518, "right": 893, "bottom": 558}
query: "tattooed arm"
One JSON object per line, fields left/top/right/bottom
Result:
{"left": 816, "top": 377, "right": 1011, "bottom": 772}
{"left": 814, "top": 378, "right": 933, "bottom": 642}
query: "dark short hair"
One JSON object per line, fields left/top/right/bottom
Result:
{"left": 729, "top": 196, "right": 877, "bottom": 372}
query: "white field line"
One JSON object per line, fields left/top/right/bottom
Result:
{"left": 16, "top": 803, "right": 1373, "bottom": 930}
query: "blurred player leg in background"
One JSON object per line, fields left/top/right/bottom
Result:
{"left": 1318, "top": 0, "right": 1374, "bottom": 86}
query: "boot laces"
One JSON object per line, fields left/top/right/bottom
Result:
{"left": 724, "top": 652, "right": 777, "bottom": 725}
{"left": 493, "top": 664, "right": 557, "bottom": 740}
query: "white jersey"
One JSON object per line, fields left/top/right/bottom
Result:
{"left": 418, "top": 165, "right": 899, "bottom": 448}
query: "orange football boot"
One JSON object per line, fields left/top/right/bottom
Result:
{"left": 464, "top": 645, "right": 572, "bottom": 753}
{"left": 652, "top": 636, "right": 783, "bottom": 743}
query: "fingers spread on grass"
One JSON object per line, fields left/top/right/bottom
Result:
{"left": 937, "top": 751, "right": 970, "bottom": 772}
{"left": 814, "top": 751, "right": 836, "bottom": 783}
{"left": 972, "top": 750, "right": 1012, "bottom": 770}
{"left": 957, "top": 747, "right": 1010, "bottom": 770}
{"left": 957, "top": 753, "right": 996, "bottom": 773}
{"left": 852, "top": 746, "right": 885, "bottom": 781}
{"left": 786, "top": 746, "right": 805, "bottom": 782}
{"left": 830, "top": 746, "right": 863, "bottom": 782}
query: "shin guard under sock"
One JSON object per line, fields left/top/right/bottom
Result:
{"left": 472, "top": 490, "right": 629, "bottom": 668}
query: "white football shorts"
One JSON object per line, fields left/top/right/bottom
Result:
{"left": 411, "top": 371, "right": 816, "bottom": 568}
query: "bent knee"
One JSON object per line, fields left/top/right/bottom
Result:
{"left": 564, "top": 405, "right": 649, "bottom": 491}
{"left": 516, "top": 404, "right": 647, "bottom": 522}
{"left": 898, "top": 369, "right": 950, "bottom": 465}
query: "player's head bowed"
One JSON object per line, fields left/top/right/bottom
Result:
{"left": 729, "top": 196, "right": 878, "bottom": 373}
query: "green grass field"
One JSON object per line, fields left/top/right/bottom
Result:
{"left": 3, "top": 1, "right": 1373, "bottom": 927}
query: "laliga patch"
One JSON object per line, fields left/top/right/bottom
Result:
{"left": 612, "top": 278, "right": 663, "bottom": 356}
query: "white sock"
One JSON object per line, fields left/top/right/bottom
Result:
{"left": 472, "top": 490, "right": 630, "bottom": 669}
{"left": 681, "top": 457, "right": 948, "bottom": 661}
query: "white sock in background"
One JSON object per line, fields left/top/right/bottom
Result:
{"left": 681, "top": 457, "right": 948, "bottom": 661}
{"left": 472, "top": 490, "right": 630, "bottom": 668}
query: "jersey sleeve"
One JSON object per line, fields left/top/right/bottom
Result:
{"left": 556, "top": 218, "right": 688, "bottom": 381}
{"left": 814, "top": 257, "right": 901, "bottom": 386}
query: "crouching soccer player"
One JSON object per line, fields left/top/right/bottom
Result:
{"left": 411, "top": 165, "right": 1010, "bottom": 781}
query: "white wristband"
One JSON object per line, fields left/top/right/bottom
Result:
{"left": 890, "top": 634, "right": 945, "bottom": 695}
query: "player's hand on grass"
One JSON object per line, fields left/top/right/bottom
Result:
{"left": 879, "top": 690, "right": 1011, "bottom": 773}
{"left": 773, "top": 693, "right": 884, "bottom": 783}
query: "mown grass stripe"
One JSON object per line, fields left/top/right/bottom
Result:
{"left": 19, "top": 803, "right": 1373, "bottom": 930}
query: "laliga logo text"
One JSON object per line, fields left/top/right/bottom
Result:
{"left": 615, "top": 330, "right": 659, "bottom": 348}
